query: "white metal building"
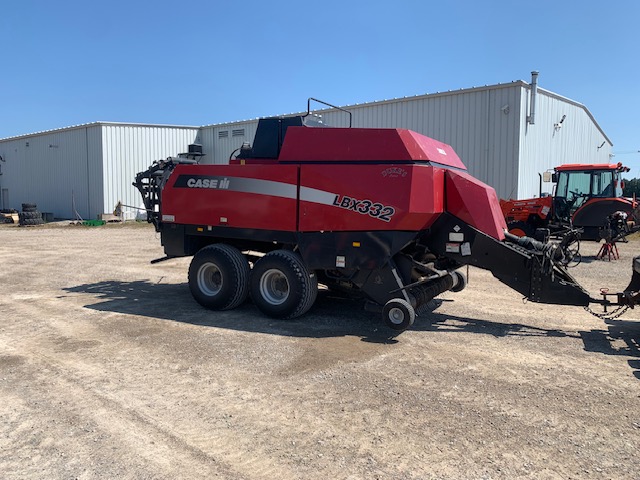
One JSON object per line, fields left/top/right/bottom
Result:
{"left": 0, "top": 75, "right": 612, "bottom": 219}
{"left": 200, "top": 77, "right": 613, "bottom": 200}
{"left": 0, "top": 123, "right": 199, "bottom": 219}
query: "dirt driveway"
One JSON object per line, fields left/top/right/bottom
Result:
{"left": 0, "top": 223, "right": 638, "bottom": 479}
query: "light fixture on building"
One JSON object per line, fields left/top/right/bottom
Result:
{"left": 554, "top": 114, "right": 566, "bottom": 131}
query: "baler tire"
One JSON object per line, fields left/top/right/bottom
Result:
{"left": 450, "top": 271, "right": 467, "bottom": 293}
{"left": 507, "top": 221, "right": 535, "bottom": 238}
{"left": 383, "top": 298, "right": 415, "bottom": 331}
{"left": 188, "top": 244, "right": 250, "bottom": 311}
{"left": 250, "top": 250, "right": 318, "bottom": 319}
{"left": 21, "top": 203, "right": 37, "bottom": 212}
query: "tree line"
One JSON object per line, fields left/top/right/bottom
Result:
{"left": 623, "top": 178, "right": 640, "bottom": 197}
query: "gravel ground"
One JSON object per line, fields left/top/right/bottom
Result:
{"left": 0, "top": 222, "right": 638, "bottom": 479}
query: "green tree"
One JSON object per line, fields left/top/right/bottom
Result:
{"left": 622, "top": 177, "right": 640, "bottom": 197}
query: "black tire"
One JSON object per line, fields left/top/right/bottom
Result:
{"left": 19, "top": 211, "right": 42, "bottom": 220}
{"left": 250, "top": 250, "right": 318, "bottom": 319}
{"left": 507, "top": 220, "right": 535, "bottom": 238}
{"left": 20, "top": 218, "right": 44, "bottom": 226}
{"left": 188, "top": 244, "right": 250, "bottom": 310}
{"left": 450, "top": 271, "right": 467, "bottom": 293}
{"left": 382, "top": 298, "right": 416, "bottom": 331}
{"left": 21, "top": 203, "right": 37, "bottom": 212}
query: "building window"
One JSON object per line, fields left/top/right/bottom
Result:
{"left": 232, "top": 129, "right": 245, "bottom": 137}
{"left": 218, "top": 131, "right": 229, "bottom": 138}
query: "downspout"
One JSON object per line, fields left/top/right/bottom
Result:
{"left": 527, "top": 71, "right": 538, "bottom": 125}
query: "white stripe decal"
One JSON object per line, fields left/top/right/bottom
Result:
{"left": 229, "top": 178, "right": 298, "bottom": 199}
{"left": 299, "top": 186, "right": 338, "bottom": 206}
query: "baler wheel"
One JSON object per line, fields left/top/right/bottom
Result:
{"left": 450, "top": 271, "right": 467, "bottom": 293}
{"left": 382, "top": 298, "right": 415, "bottom": 331}
{"left": 188, "top": 244, "right": 250, "bottom": 310}
{"left": 250, "top": 250, "right": 318, "bottom": 319}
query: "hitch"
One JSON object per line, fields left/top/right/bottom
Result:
{"left": 584, "top": 256, "right": 640, "bottom": 319}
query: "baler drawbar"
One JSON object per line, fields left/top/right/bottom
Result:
{"left": 134, "top": 107, "right": 640, "bottom": 331}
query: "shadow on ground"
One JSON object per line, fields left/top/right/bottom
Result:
{"left": 579, "top": 320, "right": 640, "bottom": 379}
{"left": 63, "top": 279, "right": 586, "bottom": 345}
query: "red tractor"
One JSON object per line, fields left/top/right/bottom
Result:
{"left": 501, "top": 163, "right": 639, "bottom": 241}
{"left": 134, "top": 103, "right": 640, "bottom": 331}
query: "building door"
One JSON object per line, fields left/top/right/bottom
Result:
{"left": 1, "top": 189, "right": 8, "bottom": 210}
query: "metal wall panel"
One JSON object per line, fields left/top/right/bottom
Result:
{"left": 198, "top": 121, "right": 258, "bottom": 165}
{"left": 316, "top": 86, "right": 522, "bottom": 198}
{"left": 0, "top": 123, "right": 199, "bottom": 219}
{"left": 517, "top": 87, "right": 613, "bottom": 199}
{"left": 101, "top": 125, "right": 200, "bottom": 216}
{"left": 0, "top": 126, "right": 99, "bottom": 218}
{"left": 200, "top": 84, "right": 610, "bottom": 201}
{"left": 201, "top": 87, "right": 521, "bottom": 198}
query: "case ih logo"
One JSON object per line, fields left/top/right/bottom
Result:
{"left": 175, "top": 175, "right": 230, "bottom": 189}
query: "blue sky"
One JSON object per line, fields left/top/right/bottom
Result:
{"left": 1, "top": 1, "right": 639, "bottom": 172}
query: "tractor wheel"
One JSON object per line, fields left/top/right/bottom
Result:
{"left": 507, "top": 221, "right": 535, "bottom": 238}
{"left": 450, "top": 271, "right": 467, "bottom": 293}
{"left": 19, "top": 211, "right": 42, "bottom": 220}
{"left": 250, "top": 250, "right": 318, "bottom": 319}
{"left": 188, "top": 244, "right": 250, "bottom": 310}
{"left": 382, "top": 298, "right": 416, "bottom": 331}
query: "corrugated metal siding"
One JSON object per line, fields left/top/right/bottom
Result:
{"left": 198, "top": 121, "right": 258, "bottom": 165}
{"left": 298, "top": 86, "right": 521, "bottom": 199}
{"left": 174, "top": 84, "right": 612, "bottom": 203}
{"left": 517, "top": 87, "right": 613, "bottom": 199}
{"left": 200, "top": 87, "right": 522, "bottom": 198}
{"left": 0, "top": 126, "right": 99, "bottom": 218}
{"left": 101, "top": 125, "right": 199, "bottom": 216}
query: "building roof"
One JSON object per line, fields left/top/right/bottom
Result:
{"left": 0, "top": 121, "right": 199, "bottom": 142}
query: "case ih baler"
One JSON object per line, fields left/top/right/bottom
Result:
{"left": 135, "top": 112, "right": 640, "bottom": 331}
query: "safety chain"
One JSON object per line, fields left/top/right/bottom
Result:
{"left": 584, "top": 304, "right": 629, "bottom": 320}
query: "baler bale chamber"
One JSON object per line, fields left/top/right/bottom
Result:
{"left": 134, "top": 105, "right": 640, "bottom": 332}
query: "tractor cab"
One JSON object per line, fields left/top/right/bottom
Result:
{"left": 551, "top": 163, "right": 628, "bottom": 222}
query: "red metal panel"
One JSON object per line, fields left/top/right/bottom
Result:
{"left": 162, "top": 164, "right": 299, "bottom": 231}
{"left": 278, "top": 127, "right": 467, "bottom": 169}
{"left": 445, "top": 170, "right": 507, "bottom": 240}
{"left": 298, "top": 164, "right": 443, "bottom": 232}
{"left": 556, "top": 163, "right": 617, "bottom": 171}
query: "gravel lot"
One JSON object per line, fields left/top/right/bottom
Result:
{"left": 0, "top": 222, "right": 638, "bottom": 479}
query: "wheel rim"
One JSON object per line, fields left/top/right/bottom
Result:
{"left": 388, "top": 307, "right": 405, "bottom": 325}
{"left": 509, "top": 228, "right": 527, "bottom": 237}
{"left": 197, "top": 262, "right": 223, "bottom": 296}
{"left": 260, "top": 269, "right": 289, "bottom": 305}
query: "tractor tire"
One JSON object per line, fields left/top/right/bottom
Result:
{"left": 382, "top": 298, "right": 416, "bottom": 331}
{"left": 19, "top": 211, "right": 42, "bottom": 220}
{"left": 21, "top": 203, "right": 37, "bottom": 212}
{"left": 250, "top": 250, "right": 318, "bottom": 319}
{"left": 188, "top": 244, "right": 250, "bottom": 310}
{"left": 507, "top": 221, "right": 535, "bottom": 238}
{"left": 20, "top": 218, "right": 44, "bottom": 226}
